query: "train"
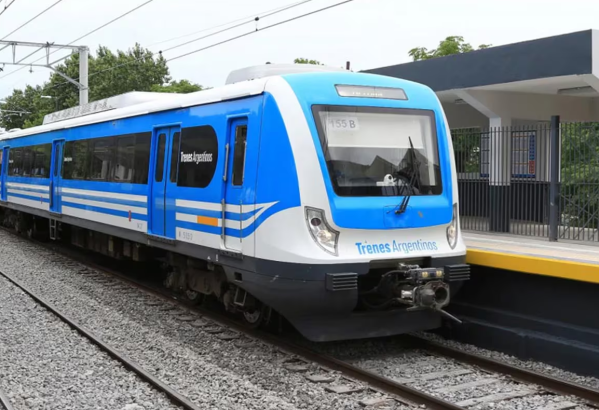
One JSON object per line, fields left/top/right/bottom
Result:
{"left": 0, "top": 63, "right": 470, "bottom": 342}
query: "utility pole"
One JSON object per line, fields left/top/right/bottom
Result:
{"left": 0, "top": 41, "right": 89, "bottom": 105}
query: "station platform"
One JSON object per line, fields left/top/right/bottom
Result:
{"left": 463, "top": 232, "right": 599, "bottom": 284}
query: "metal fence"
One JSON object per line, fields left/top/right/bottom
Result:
{"left": 452, "top": 117, "right": 599, "bottom": 242}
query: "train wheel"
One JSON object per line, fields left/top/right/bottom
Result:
{"left": 185, "top": 289, "right": 204, "bottom": 305}
{"left": 242, "top": 304, "right": 270, "bottom": 329}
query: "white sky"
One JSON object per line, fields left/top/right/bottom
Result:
{"left": 0, "top": 0, "right": 597, "bottom": 99}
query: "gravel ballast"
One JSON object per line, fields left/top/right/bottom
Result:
{"left": 0, "top": 230, "right": 408, "bottom": 410}
{"left": 0, "top": 273, "right": 181, "bottom": 410}
{"left": 2, "top": 227, "right": 598, "bottom": 410}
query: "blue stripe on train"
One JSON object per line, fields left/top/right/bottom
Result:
{"left": 62, "top": 200, "right": 148, "bottom": 221}
{"left": 175, "top": 205, "right": 261, "bottom": 221}
{"left": 176, "top": 220, "right": 256, "bottom": 238}
{"left": 7, "top": 185, "right": 48, "bottom": 193}
{"left": 61, "top": 192, "right": 147, "bottom": 206}
{"left": 7, "top": 192, "right": 50, "bottom": 203}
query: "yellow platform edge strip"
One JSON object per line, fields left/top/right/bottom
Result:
{"left": 466, "top": 249, "right": 599, "bottom": 284}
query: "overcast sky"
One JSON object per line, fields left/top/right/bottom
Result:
{"left": 0, "top": 0, "right": 597, "bottom": 100}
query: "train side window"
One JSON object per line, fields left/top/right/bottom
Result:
{"left": 63, "top": 140, "right": 90, "bottom": 180}
{"left": 8, "top": 148, "right": 23, "bottom": 176}
{"left": 113, "top": 135, "right": 135, "bottom": 182}
{"left": 90, "top": 137, "right": 115, "bottom": 181}
{"left": 169, "top": 131, "right": 180, "bottom": 183}
{"left": 53, "top": 144, "right": 60, "bottom": 177}
{"left": 21, "top": 147, "right": 33, "bottom": 177}
{"left": 155, "top": 133, "right": 166, "bottom": 183}
{"left": 133, "top": 132, "right": 151, "bottom": 184}
{"left": 177, "top": 126, "right": 218, "bottom": 188}
{"left": 32, "top": 144, "right": 52, "bottom": 178}
{"left": 232, "top": 125, "right": 247, "bottom": 186}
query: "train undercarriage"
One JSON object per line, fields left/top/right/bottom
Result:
{"left": 0, "top": 209, "right": 275, "bottom": 330}
{"left": 0, "top": 208, "right": 467, "bottom": 340}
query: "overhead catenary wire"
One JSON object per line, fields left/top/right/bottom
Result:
{"left": 38, "top": 0, "right": 355, "bottom": 94}
{"left": 0, "top": 0, "right": 315, "bottom": 113}
{"left": 0, "top": 0, "right": 19, "bottom": 19}
{"left": 67, "top": 0, "right": 319, "bottom": 80}
{"left": 0, "top": 0, "right": 156, "bottom": 81}
{"left": 0, "top": 0, "right": 356, "bottom": 115}
{"left": 167, "top": 0, "right": 355, "bottom": 62}
{"left": 147, "top": 0, "right": 313, "bottom": 49}
{"left": 1, "top": 0, "right": 65, "bottom": 40}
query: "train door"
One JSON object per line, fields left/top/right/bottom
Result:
{"left": 49, "top": 139, "right": 64, "bottom": 213}
{"left": 222, "top": 118, "right": 248, "bottom": 252}
{"left": 150, "top": 126, "right": 180, "bottom": 238}
{"left": 0, "top": 147, "right": 9, "bottom": 201}
{"left": 0, "top": 146, "right": 8, "bottom": 201}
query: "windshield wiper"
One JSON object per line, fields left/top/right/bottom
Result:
{"left": 395, "top": 136, "right": 420, "bottom": 214}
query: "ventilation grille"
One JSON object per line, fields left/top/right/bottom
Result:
{"left": 325, "top": 273, "right": 358, "bottom": 291}
{"left": 444, "top": 264, "right": 471, "bottom": 282}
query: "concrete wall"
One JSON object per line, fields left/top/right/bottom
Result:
{"left": 441, "top": 103, "right": 489, "bottom": 129}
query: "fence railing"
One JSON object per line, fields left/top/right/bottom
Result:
{"left": 452, "top": 117, "right": 599, "bottom": 243}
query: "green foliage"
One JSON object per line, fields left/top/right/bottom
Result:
{"left": 0, "top": 85, "right": 46, "bottom": 130}
{"left": 151, "top": 79, "right": 204, "bottom": 94}
{"left": 408, "top": 36, "right": 491, "bottom": 61}
{"left": 0, "top": 43, "right": 204, "bottom": 130}
{"left": 294, "top": 57, "right": 323, "bottom": 65}
{"left": 559, "top": 122, "right": 599, "bottom": 230}
{"left": 451, "top": 127, "right": 483, "bottom": 173}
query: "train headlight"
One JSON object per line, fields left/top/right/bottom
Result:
{"left": 305, "top": 207, "right": 339, "bottom": 256}
{"left": 446, "top": 203, "right": 458, "bottom": 249}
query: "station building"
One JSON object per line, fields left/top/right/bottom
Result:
{"left": 361, "top": 30, "right": 599, "bottom": 378}
{"left": 364, "top": 29, "right": 599, "bottom": 238}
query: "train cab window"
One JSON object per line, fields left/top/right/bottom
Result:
{"left": 177, "top": 125, "right": 218, "bottom": 188}
{"left": 232, "top": 125, "right": 247, "bottom": 186}
{"left": 90, "top": 137, "right": 115, "bottom": 181}
{"left": 155, "top": 133, "right": 166, "bottom": 183}
{"left": 169, "top": 131, "right": 180, "bottom": 183}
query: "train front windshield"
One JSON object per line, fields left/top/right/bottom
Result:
{"left": 312, "top": 105, "right": 442, "bottom": 197}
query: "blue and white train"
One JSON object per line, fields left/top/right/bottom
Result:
{"left": 0, "top": 64, "right": 469, "bottom": 341}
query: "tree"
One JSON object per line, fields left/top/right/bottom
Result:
{"left": 152, "top": 79, "right": 204, "bottom": 94}
{"left": 0, "top": 85, "right": 45, "bottom": 130}
{"left": 408, "top": 36, "right": 491, "bottom": 61}
{"left": 0, "top": 43, "right": 204, "bottom": 129}
{"left": 294, "top": 58, "right": 322, "bottom": 65}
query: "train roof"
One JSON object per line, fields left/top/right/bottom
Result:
{"left": 0, "top": 64, "right": 430, "bottom": 142}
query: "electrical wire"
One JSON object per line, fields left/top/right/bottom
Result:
{"left": 0, "top": 0, "right": 156, "bottom": 81}
{"left": 3, "top": 0, "right": 356, "bottom": 104}
{"left": 74, "top": 0, "right": 318, "bottom": 78}
{"left": 167, "top": 0, "right": 355, "bottom": 62}
{"left": 1, "top": 0, "right": 65, "bottom": 40}
{"left": 147, "top": 0, "right": 312, "bottom": 49}
{"left": 0, "top": 0, "right": 19, "bottom": 19}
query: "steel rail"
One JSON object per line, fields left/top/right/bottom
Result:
{"left": 407, "top": 335, "right": 599, "bottom": 407}
{"left": 0, "top": 386, "right": 15, "bottom": 410}
{"left": 8, "top": 227, "right": 599, "bottom": 409}
{"left": 0, "top": 268, "right": 202, "bottom": 410}
{"left": 31, "top": 241, "right": 467, "bottom": 410}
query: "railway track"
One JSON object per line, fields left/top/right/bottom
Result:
{"left": 2, "top": 227, "right": 599, "bottom": 409}
{"left": 0, "top": 267, "right": 199, "bottom": 410}
{"left": 0, "top": 386, "right": 15, "bottom": 410}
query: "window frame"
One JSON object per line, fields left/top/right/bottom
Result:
{"left": 310, "top": 104, "right": 443, "bottom": 198}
